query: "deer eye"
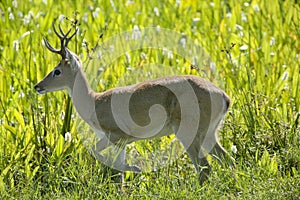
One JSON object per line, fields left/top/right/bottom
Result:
{"left": 53, "top": 69, "right": 61, "bottom": 77}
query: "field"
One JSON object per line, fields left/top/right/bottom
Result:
{"left": 0, "top": 0, "right": 299, "bottom": 199}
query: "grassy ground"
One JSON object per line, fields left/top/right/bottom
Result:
{"left": 0, "top": 0, "right": 299, "bottom": 199}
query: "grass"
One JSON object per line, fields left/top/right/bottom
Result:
{"left": 0, "top": 0, "right": 299, "bottom": 199}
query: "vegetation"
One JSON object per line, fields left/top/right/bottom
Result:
{"left": 0, "top": 0, "right": 299, "bottom": 199}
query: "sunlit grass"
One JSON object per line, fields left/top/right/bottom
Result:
{"left": 0, "top": 0, "right": 299, "bottom": 199}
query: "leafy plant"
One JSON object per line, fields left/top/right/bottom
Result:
{"left": 0, "top": 0, "right": 299, "bottom": 199}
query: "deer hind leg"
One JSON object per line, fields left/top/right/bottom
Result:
{"left": 201, "top": 118, "right": 235, "bottom": 166}
{"left": 92, "top": 137, "right": 141, "bottom": 173}
{"left": 186, "top": 138, "right": 212, "bottom": 184}
{"left": 173, "top": 125, "right": 211, "bottom": 184}
{"left": 207, "top": 140, "right": 234, "bottom": 165}
{"left": 198, "top": 117, "right": 235, "bottom": 166}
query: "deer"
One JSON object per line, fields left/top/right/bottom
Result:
{"left": 34, "top": 21, "right": 233, "bottom": 184}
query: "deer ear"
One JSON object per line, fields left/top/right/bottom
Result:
{"left": 66, "top": 50, "right": 79, "bottom": 71}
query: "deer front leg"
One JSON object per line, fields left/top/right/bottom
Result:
{"left": 112, "top": 147, "right": 141, "bottom": 172}
{"left": 91, "top": 137, "right": 141, "bottom": 173}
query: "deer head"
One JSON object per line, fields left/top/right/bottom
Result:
{"left": 34, "top": 21, "right": 80, "bottom": 95}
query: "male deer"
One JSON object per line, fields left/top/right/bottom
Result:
{"left": 34, "top": 21, "right": 233, "bottom": 184}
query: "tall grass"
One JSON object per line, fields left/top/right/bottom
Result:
{"left": 0, "top": 0, "right": 299, "bottom": 199}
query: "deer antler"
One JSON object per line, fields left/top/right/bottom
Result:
{"left": 43, "top": 19, "right": 78, "bottom": 59}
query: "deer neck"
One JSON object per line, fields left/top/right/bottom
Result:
{"left": 69, "top": 67, "right": 96, "bottom": 123}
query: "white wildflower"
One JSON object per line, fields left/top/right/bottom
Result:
{"left": 65, "top": 132, "right": 72, "bottom": 142}
{"left": 125, "top": 52, "right": 131, "bottom": 63}
{"left": 156, "top": 25, "right": 161, "bottom": 32}
{"left": 88, "top": 5, "right": 94, "bottom": 10}
{"left": 23, "top": 14, "right": 31, "bottom": 25}
{"left": 17, "top": 11, "right": 23, "bottom": 18}
{"left": 109, "top": 45, "right": 114, "bottom": 53}
{"left": 21, "top": 31, "right": 32, "bottom": 39}
{"left": 235, "top": 24, "right": 243, "bottom": 31}
{"left": 132, "top": 25, "right": 141, "bottom": 40}
{"left": 19, "top": 91, "right": 25, "bottom": 98}
{"left": 210, "top": 62, "right": 216, "bottom": 72}
{"left": 175, "top": 0, "right": 180, "bottom": 7}
{"left": 37, "top": 136, "right": 41, "bottom": 143}
{"left": 127, "top": 66, "right": 133, "bottom": 71}
{"left": 231, "top": 145, "right": 237, "bottom": 154}
{"left": 28, "top": 11, "right": 34, "bottom": 18}
{"left": 238, "top": 31, "right": 244, "bottom": 37}
{"left": 241, "top": 12, "right": 247, "bottom": 22}
{"left": 42, "top": 0, "right": 47, "bottom": 5}
{"left": 226, "top": 13, "right": 232, "bottom": 18}
{"left": 239, "top": 44, "right": 248, "bottom": 50}
{"left": 270, "top": 52, "right": 275, "bottom": 57}
{"left": 83, "top": 12, "right": 88, "bottom": 22}
{"left": 140, "top": 52, "right": 147, "bottom": 60}
{"left": 193, "top": 18, "right": 200, "bottom": 22}
{"left": 146, "top": 71, "right": 151, "bottom": 78}
{"left": 110, "top": 0, "right": 117, "bottom": 12}
{"left": 167, "top": 50, "right": 173, "bottom": 59}
{"left": 82, "top": 39, "right": 87, "bottom": 48}
{"left": 179, "top": 35, "right": 187, "bottom": 48}
{"left": 125, "top": 0, "right": 134, "bottom": 6}
{"left": 282, "top": 71, "right": 289, "bottom": 81}
{"left": 13, "top": 40, "right": 19, "bottom": 51}
{"left": 10, "top": 85, "right": 15, "bottom": 92}
{"left": 162, "top": 47, "right": 168, "bottom": 56}
{"left": 263, "top": 32, "right": 267, "bottom": 37}
{"left": 270, "top": 37, "right": 275, "bottom": 46}
{"left": 232, "top": 59, "right": 238, "bottom": 66}
{"left": 12, "top": 0, "right": 18, "bottom": 8}
{"left": 125, "top": 32, "right": 130, "bottom": 41}
{"left": 210, "top": 2, "right": 214, "bottom": 7}
{"left": 192, "top": 56, "right": 198, "bottom": 66}
{"left": 153, "top": 7, "right": 159, "bottom": 16}
{"left": 60, "top": 111, "right": 65, "bottom": 120}
{"left": 97, "top": 67, "right": 105, "bottom": 76}
{"left": 253, "top": 4, "right": 260, "bottom": 12}
{"left": 58, "top": 14, "right": 65, "bottom": 22}
{"left": 9, "top": 12, "right": 15, "bottom": 20}
{"left": 92, "top": 7, "right": 100, "bottom": 18}
{"left": 97, "top": 50, "right": 103, "bottom": 59}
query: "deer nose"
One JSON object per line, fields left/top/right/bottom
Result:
{"left": 34, "top": 84, "right": 40, "bottom": 91}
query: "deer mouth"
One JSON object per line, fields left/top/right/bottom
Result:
{"left": 34, "top": 85, "right": 46, "bottom": 94}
